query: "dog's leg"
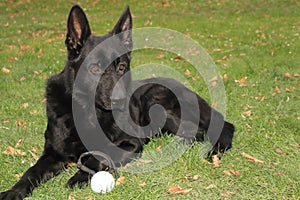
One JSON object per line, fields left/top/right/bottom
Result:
{"left": 0, "top": 154, "right": 66, "bottom": 200}
{"left": 65, "top": 155, "right": 103, "bottom": 189}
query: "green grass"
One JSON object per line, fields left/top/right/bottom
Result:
{"left": 0, "top": 0, "right": 299, "bottom": 199}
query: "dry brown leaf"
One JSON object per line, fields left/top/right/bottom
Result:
{"left": 275, "top": 148, "right": 283, "bottom": 154}
{"left": 274, "top": 86, "right": 281, "bottom": 93}
{"left": 211, "top": 102, "right": 217, "bottom": 108}
{"left": 139, "top": 182, "right": 147, "bottom": 187}
{"left": 168, "top": 186, "right": 193, "bottom": 194}
{"left": 184, "top": 69, "right": 191, "bottom": 75}
{"left": 22, "top": 102, "right": 29, "bottom": 109}
{"left": 15, "top": 139, "right": 23, "bottom": 148}
{"left": 17, "top": 119, "right": 26, "bottom": 128}
{"left": 273, "top": 171, "right": 285, "bottom": 176}
{"left": 15, "top": 173, "right": 24, "bottom": 178}
{"left": 1, "top": 67, "right": 11, "bottom": 74}
{"left": 243, "top": 110, "right": 252, "bottom": 118}
{"left": 28, "top": 150, "right": 39, "bottom": 161}
{"left": 174, "top": 55, "right": 184, "bottom": 61}
{"left": 235, "top": 76, "right": 247, "bottom": 87}
{"left": 205, "top": 184, "right": 216, "bottom": 190}
{"left": 41, "top": 98, "right": 47, "bottom": 103}
{"left": 223, "top": 169, "right": 240, "bottom": 176}
{"left": 156, "top": 145, "right": 162, "bottom": 152}
{"left": 116, "top": 176, "right": 126, "bottom": 186}
{"left": 242, "top": 152, "right": 264, "bottom": 164}
{"left": 156, "top": 53, "right": 164, "bottom": 59}
{"left": 8, "top": 57, "right": 18, "bottom": 62}
{"left": 284, "top": 72, "right": 291, "bottom": 78}
{"left": 33, "top": 70, "right": 41, "bottom": 75}
{"left": 255, "top": 95, "right": 266, "bottom": 102}
{"left": 68, "top": 195, "right": 75, "bottom": 200}
{"left": 220, "top": 191, "right": 234, "bottom": 197}
{"left": 87, "top": 195, "right": 93, "bottom": 200}
{"left": 212, "top": 155, "right": 220, "bottom": 168}
{"left": 2, "top": 146, "right": 26, "bottom": 156}
{"left": 20, "top": 76, "right": 27, "bottom": 81}
{"left": 222, "top": 74, "right": 228, "bottom": 80}
{"left": 245, "top": 123, "right": 252, "bottom": 131}
{"left": 192, "top": 174, "right": 199, "bottom": 181}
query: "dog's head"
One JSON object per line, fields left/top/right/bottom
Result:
{"left": 65, "top": 5, "right": 132, "bottom": 111}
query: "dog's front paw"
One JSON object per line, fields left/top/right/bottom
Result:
{"left": 65, "top": 170, "right": 90, "bottom": 189}
{"left": 0, "top": 190, "right": 23, "bottom": 200}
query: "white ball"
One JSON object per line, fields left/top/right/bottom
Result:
{"left": 90, "top": 171, "right": 115, "bottom": 194}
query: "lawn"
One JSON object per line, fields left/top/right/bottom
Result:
{"left": 0, "top": 0, "right": 299, "bottom": 199}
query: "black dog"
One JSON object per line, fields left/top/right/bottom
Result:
{"left": 0, "top": 5, "right": 234, "bottom": 199}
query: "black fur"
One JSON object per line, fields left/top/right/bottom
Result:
{"left": 0, "top": 5, "right": 234, "bottom": 200}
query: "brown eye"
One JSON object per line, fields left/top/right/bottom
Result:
{"left": 118, "top": 63, "right": 126, "bottom": 73}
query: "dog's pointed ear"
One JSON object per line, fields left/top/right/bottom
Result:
{"left": 112, "top": 5, "right": 132, "bottom": 51}
{"left": 65, "top": 5, "right": 91, "bottom": 59}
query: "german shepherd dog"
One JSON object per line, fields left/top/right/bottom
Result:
{"left": 0, "top": 5, "right": 234, "bottom": 199}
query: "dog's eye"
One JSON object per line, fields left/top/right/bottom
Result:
{"left": 88, "top": 63, "right": 102, "bottom": 75}
{"left": 117, "top": 62, "right": 126, "bottom": 74}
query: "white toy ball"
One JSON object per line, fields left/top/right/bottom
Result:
{"left": 90, "top": 171, "right": 115, "bottom": 194}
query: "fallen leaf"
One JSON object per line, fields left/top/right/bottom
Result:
{"left": 235, "top": 77, "right": 247, "bottom": 87}
{"left": 162, "top": 0, "right": 170, "bottom": 7}
{"left": 8, "top": 57, "right": 18, "bottom": 62}
{"left": 15, "top": 139, "right": 23, "bottom": 148}
{"left": 275, "top": 148, "right": 283, "bottom": 154}
{"left": 242, "top": 152, "right": 264, "bottom": 164}
{"left": 184, "top": 69, "right": 191, "bottom": 75}
{"left": 17, "top": 119, "right": 26, "bottom": 128}
{"left": 274, "top": 86, "right": 281, "bottom": 93}
{"left": 15, "top": 173, "right": 24, "bottom": 178}
{"left": 87, "top": 196, "right": 93, "bottom": 200}
{"left": 68, "top": 195, "right": 75, "bottom": 200}
{"left": 41, "top": 98, "right": 47, "bottom": 103}
{"left": 273, "top": 171, "right": 285, "bottom": 176}
{"left": 212, "top": 155, "right": 220, "bottom": 168}
{"left": 116, "top": 176, "right": 126, "bottom": 186}
{"left": 243, "top": 110, "right": 252, "bottom": 118}
{"left": 139, "top": 182, "right": 147, "bottom": 187}
{"left": 2, "top": 146, "right": 26, "bottom": 156}
{"left": 284, "top": 72, "right": 291, "bottom": 78}
{"left": 174, "top": 55, "right": 184, "bottom": 61}
{"left": 220, "top": 191, "right": 234, "bottom": 197}
{"left": 20, "top": 77, "right": 26, "bottom": 81}
{"left": 156, "top": 145, "right": 162, "bottom": 152}
{"left": 22, "top": 102, "right": 29, "bottom": 109}
{"left": 205, "top": 184, "right": 216, "bottom": 190}
{"left": 192, "top": 174, "right": 199, "bottom": 181}
{"left": 245, "top": 123, "right": 252, "bottom": 131}
{"left": 28, "top": 150, "right": 39, "bottom": 161}
{"left": 222, "top": 74, "right": 228, "bottom": 80}
{"left": 255, "top": 95, "right": 266, "bottom": 102}
{"left": 223, "top": 169, "right": 240, "bottom": 176}
{"left": 168, "top": 186, "right": 193, "bottom": 194}
{"left": 156, "top": 53, "right": 164, "bottom": 59}
{"left": 30, "top": 110, "right": 39, "bottom": 115}
{"left": 33, "top": 70, "right": 41, "bottom": 75}
{"left": 1, "top": 67, "right": 11, "bottom": 74}
{"left": 243, "top": 104, "right": 252, "bottom": 110}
